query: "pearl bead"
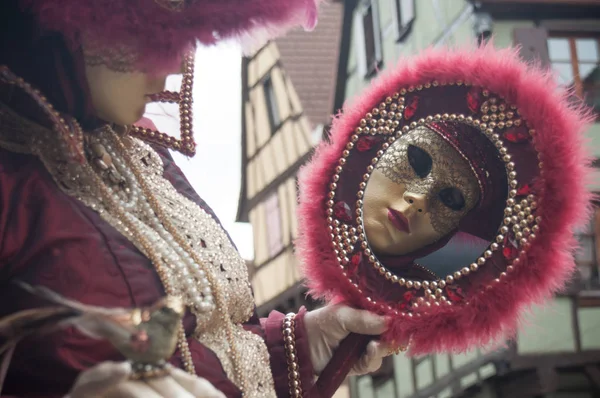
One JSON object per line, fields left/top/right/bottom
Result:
{"left": 91, "top": 133, "right": 215, "bottom": 329}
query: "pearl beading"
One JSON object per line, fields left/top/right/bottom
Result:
{"left": 97, "top": 135, "right": 215, "bottom": 313}
{"left": 326, "top": 81, "right": 542, "bottom": 315}
{"left": 283, "top": 313, "right": 302, "bottom": 398}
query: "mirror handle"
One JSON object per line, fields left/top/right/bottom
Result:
{"left": 307, "top": 333, "right": 372, "bottom": 398}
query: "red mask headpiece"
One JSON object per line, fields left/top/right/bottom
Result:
{"left": 19, "top": 0, "right": 320, "bottom": 72}
{"left": 8, "top": 0, "right": 321, "bottom": 156}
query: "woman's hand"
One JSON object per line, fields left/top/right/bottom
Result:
{"left": 304, "top": 305, "right": 394, "bottom": 376}
{"left": 66, "top": 361, "right": 225, "bottom": 398}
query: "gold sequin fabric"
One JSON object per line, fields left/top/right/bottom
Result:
{"left": 199, "top": 323, "right": 275, "bottom": 396}
{"left": 0, "top": 104, "right": 277, "bottom": 397}
{"left": 375, "top": 126, "right": 480, "bottom": 234}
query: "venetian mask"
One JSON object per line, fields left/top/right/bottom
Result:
{"left": 363, "top": 126, "right": 480, "bottom": 257}
{"left": 81, "top": 35, "right": 197, "bottom": 155}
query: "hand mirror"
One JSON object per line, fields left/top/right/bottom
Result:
{"left": 296, "top": 47, "right": 594, "bottom": 397}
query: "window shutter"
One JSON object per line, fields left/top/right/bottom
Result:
{"left": 400, "top": 0, "right": 415, "bottom": 27}
{"left": 372, "top": 1, "right": 383, "bottom": 65}
{"left": 594, "top": 207, "right": 600, "bottom": 268}
{"left": 265, "top": 193, "right": 283, "bottom": 257}
{"left": 513, "top": 27, "right": 551, "bottom": 68}
{"left": 263, "top": 75, "right": 280, "bottom": 133}
{"left": 354, "top": 10, "right": 367, "bottom": 77}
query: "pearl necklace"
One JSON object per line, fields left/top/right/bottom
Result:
{"left": 98, "top": 129, "right": 248, "bottom": 394}
{"left": 93, "top": 134, "right": 215, "bottom": 313}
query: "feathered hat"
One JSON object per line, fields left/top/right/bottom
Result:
{"left": 19, "top": 0, "right": 320, "bottom": 71}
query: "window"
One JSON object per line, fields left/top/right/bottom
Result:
{"left": 473, "top": 11, "right": 493, "bottom": 45}
{"left": 355, "top": 1, "right": 382, "bottom": 78}
{"left": 547, "top": 35, "right": 600, "bottom": 114}
{"left": 574, "top": 207, "right": 599, "bottom": 289}
{"left": 362, "top": 5, "right": 377, "bottom": 72}
{"left": 263, "top": 75, "right": 281, "bottom": 133}
{"left": 394, "top": 0, "right": 415, "bottom": 41}
{"left": 265, "top": 192, "right": 283, "bottom": 257}
{"left": 294, "top": 174, "right": 300, "bottom": 205}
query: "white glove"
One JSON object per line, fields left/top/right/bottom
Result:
{"left": 304, "top": 305, "right": 397, "bottom": 376}
{"left": 66, "top": 361, "right": 225, "bottom": 398}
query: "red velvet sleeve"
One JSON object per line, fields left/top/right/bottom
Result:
{"left": 0, "top": 148, "right": 127, "bottom": 398}
{"left": 0, "top": 137, "right": 243, "bottom": 397}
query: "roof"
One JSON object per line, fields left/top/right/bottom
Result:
{"left": 274, "top": 0, "right": 345, "bottom": 129}
{"left": 236, "top": 0, "right": 354, "bottom": 223}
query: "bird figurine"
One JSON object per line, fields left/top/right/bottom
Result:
{"left": 1, "top": 282, "right": 185, "bottom": 387}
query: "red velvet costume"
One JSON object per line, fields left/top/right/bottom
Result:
{"left": 0, "top": 144, "right": 314, "bottom": 397}
{"left": 0, "top": 0, "right": 321, "bottom": 396}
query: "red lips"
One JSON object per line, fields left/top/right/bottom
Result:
{"left": 387, "top": 208, "right": 410, "bottom": 233}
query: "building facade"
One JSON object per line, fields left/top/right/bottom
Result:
{"left": 237, "top": 0, "right": 348, "bottom": 313}
{"left": 239, "top": 0, "right": 600, "bottom": 397}
{"left": 237, "top": 2, "right": 351, "bottom": 395}
{"left": 237, "top": 41, "right": 313, "bottom": 313}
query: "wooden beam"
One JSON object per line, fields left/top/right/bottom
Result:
{"left": 473, "top": 0, "right": 600, "bottom": 19}
{"left": 240, "top": 150, "right": 314, "bottom": 219}
{"left": 537, "top": 367, "right": 559, "bottom": 394}
{"left": 411, "top": 357, "right": 418, "bottom": 394}
{"left": 510, "top": 351, "right": 600, "bottom": 370}
{"left": 572, "top": 296, "right": 583, "bottom": 352}
{"left": 404, "top": 350, "right": 509, "bottom": 398}
{"left": 476, "top": 0, "right": 599, "bottom": 4}
{"left": 237, "top": 57, "right": 251, "bottom": 222}
{"left": 585, "top": 365, "right": 600, "bottom": 389}
{"left": 496, "top": 370, "right": 544, "bottom": 397}
{"left": 332, "top": 0, "right": 358, "bottom": 115}
{"left": 246, "top": 113, "right": 304, "bottom": 163}
{"left": 595, "top": 208, "right": 600, "bottom": 267}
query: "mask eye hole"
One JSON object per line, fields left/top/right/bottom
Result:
{"left": 438, "top": 187, "right": 466, "bottom": 211}
{"left": 407, "top": 145, "right": 432, "bottom": 178}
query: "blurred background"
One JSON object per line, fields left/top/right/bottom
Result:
{"left": 150, "top": 1, "right": 600, "bottom": 397}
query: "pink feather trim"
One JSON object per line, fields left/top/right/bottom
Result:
{"left": 296, "top": 45, "right": 596, "bottom": 355}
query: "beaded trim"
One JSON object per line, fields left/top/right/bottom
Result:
{"left": 283, "top": 313, "right": 302, "bottom": 398}
{"left": 326, "top": 81, "right": 542, "bottom": 315}
{"left": 129, "top": 52, "right": 196, "bottom": 156}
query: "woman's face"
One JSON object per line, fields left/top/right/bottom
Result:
{"left": 363, "top": 126, "right": 480, "bottom": 256}
{"left": 83, "top": 43, "right": 174, "bottom": 125}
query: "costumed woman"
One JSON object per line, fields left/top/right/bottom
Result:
{"left": 0, "top": 1, "right": 395, "bottom": 397}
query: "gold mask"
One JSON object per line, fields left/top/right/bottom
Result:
{"left": 363, "top": 126, "right": 480, "bottom": 256}
{"left": 377, "top": 126, "right": 480, "bottom": 233}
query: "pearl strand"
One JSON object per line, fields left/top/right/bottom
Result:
{"left": 109, "top": 131, "right": 248, "bottom": 395}
{"left": 99, "top": 136, "right": 215, "bottom": 313}
{"left": 80, "top": 158, "right": 197, "bottom": 375}
{"left": 97, "top": 143, "right": 139, "bottom": 210}
{"left": 128, "top": 53, "right": 196, "bottom": 157}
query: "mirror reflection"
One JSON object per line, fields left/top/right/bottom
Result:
{"left": 363, "top": 125, "right": 485, "bottom": 278}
